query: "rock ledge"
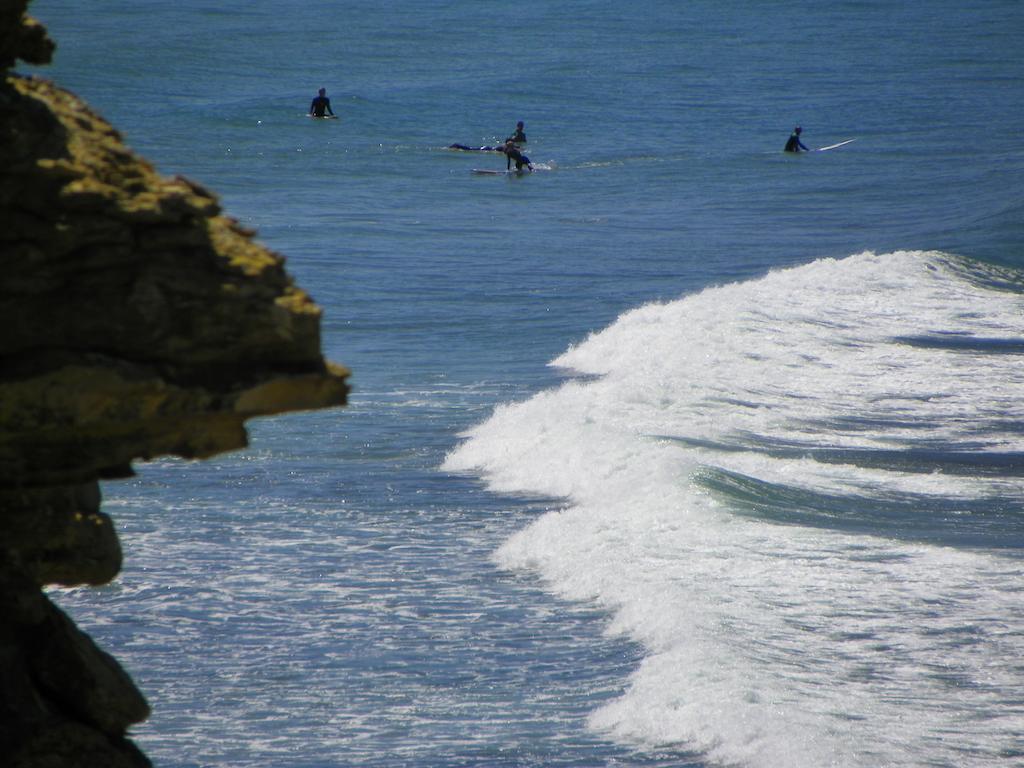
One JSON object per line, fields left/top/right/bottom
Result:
{"left": 1, "top": 3, "right": 349, "bottom": 765}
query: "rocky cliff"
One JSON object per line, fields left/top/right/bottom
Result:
{"left": 0, "top": 2, "right": 350, "bottom": 765}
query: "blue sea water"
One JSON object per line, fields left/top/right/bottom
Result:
{"left": 25, "top": 1, "right": 1024, "bottom": 766}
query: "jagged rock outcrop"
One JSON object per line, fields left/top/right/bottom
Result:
{"left": 1, "top": 2, "right": 350, "bottom": 765}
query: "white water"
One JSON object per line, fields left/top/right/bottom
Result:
{"left": 445, "top": 251, "right": 1024, "bottom": 766}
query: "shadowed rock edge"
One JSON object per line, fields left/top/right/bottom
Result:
{"left": 1, "top": 3, "right": 350, "bottom": 765}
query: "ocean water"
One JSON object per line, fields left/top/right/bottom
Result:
{"left": 26, "top": 1, "right": 1024, "bottom": 766}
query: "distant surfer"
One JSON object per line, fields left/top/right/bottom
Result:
{"left": 784, "top": 125, "right": 809, "bottom": 152}
{"left": 309, "top": 88, "right": 335, "bottom": 118}
{"left": 506, "top": 120, "right": 527, "bottom": 145}
{"left": 450, "top": 121, "right": 526, "bottom": 151}
{"left": 501, "top": 139, "right": 533, "bottom": 171}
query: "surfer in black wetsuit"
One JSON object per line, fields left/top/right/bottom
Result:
{"left": 309, "top": 88, "right": 335, "bottom": 118}
{"left": 502, "top": 139, "right": 533, "bottom": 171}
{"left": 784, "top": 125, "right": 809, "bottom": 152}
{"left": 506, "top": 121, "right": 527, "bottom": 145}
{"left": 450, "top": 121, "right": 526, "bottom": 151}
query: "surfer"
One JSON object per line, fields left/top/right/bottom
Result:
{"left": 309, "top": 88, "right": 335, "bottom": 118}
{"left": 506, "top": 121, "right": 527, "bottom": 145}
{"left": 501, "top": 139, "right": 533, "bottom": 171}
{"left": 784, "top": 125, "right": 809, "bottom": 152}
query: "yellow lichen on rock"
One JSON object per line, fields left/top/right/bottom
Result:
{"left": 0, "top": 2, "right": 351, "bottom": 766}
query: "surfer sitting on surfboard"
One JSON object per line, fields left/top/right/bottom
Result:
{"left": 501, "top": 139, "right": 533, "bottom": 171}
{"left": 309, "top": 88, "right": 335, "bottom": 118}
{"left": 784, "top": 125, "right": 809, "bottom": 152}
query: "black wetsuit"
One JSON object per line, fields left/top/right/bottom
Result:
{"left": 504, "top": 146, "right": 531, "bottom": 171}
{"left": 310, "top": 95, "right": 333, "bottom": 117}
{"left": 506, "top": 128, "right": 527, "bottom": 144}
{"left": 784, "top": 131, "right": 808, "bottom": 152}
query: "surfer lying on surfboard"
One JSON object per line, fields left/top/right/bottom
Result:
{"left": 448, "top": 143, "right": 502, "bottom": 151}
{"left": 450, "top": 120, "right": 527, "bottom": 151}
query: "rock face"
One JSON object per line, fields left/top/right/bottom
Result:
{"left": 0, "top": 2, "right": 350, "bottom": 765}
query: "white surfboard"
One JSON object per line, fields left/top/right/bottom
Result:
{"left": 471, "top": 168, "right": 527, "bottom": 175}
{"left": 816, "top": 138, "right": 856, "bottom": 152}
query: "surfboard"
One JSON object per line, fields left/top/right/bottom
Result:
{"left": 816, "top": 138, "right": 856, "bottom": 152}
{"left": 471, "top": 168, "right": 527, "bottom": 175}
{"left": 309, "top": 114, "right": 338, "bottom": 120}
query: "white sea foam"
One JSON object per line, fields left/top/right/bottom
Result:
{"left": 444, "top": 251, "right": 1024, "bottom": 767}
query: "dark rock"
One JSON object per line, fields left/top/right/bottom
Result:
{"left": 1, "top": 2, "right": 350, "bottom": 764}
